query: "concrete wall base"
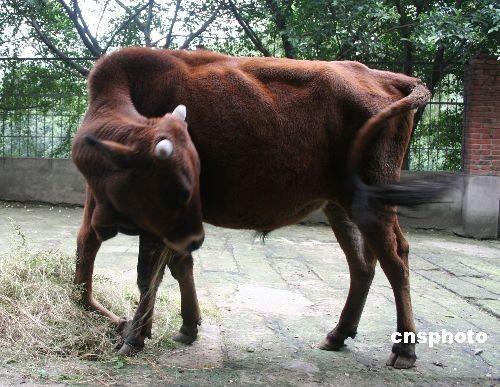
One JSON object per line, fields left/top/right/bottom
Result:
{"left": 1, "top": 158, "right": 498, "bottom": 239}
{"left": 303, "top": 174, "right": 499, "bottom": 239}
{"left": 457, "top": 176, "right": 500, "bottom": 239}
{"left": 304, "top": 177, "right": 466, "bottom": 233}
{"left": 0, "top": 158, "right": 85, "bottom": 205}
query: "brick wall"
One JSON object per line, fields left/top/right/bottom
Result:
{"left": 463, "top": 56, "right": 500, "bottom": 176}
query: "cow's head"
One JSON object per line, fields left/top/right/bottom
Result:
{"left": 74, "top": 105, "right": 204, "bottom": 253}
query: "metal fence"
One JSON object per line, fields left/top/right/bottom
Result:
{"left": 0, "top": 58, "right": 90, "bottom": 159}
{"left": 0, "top": 57, "right": 465, "bottom": 170}
{"left": 367, "top": 61, "right": 465, "bottom": 171}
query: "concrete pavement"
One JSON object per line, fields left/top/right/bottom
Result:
{"left": 0, "top": 201, "right": 498, "bottom": 385}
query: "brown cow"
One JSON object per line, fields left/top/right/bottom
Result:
{"left": 72, "top": 47, "right": 446, "bottom": 368}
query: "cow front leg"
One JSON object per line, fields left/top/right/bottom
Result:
{"left": 320, "top": 202, "right": 377, "bottom": 350}
{"left": 117, "top": 234, "right": 166, "bottom": 356}
{"left": 167, "top": 252, "right": 201, "bottom": 344}
{"left": 75, "top": 195, "right": 121, "bottom": 325}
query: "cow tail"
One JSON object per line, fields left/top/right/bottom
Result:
{"left": 347, "top": 82, "right": 455, "bottom": 213}
{"left": 348, "top": 81, "right": 430, "bottom": 174}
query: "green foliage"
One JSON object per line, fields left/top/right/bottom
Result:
{"left": 0, "top": 0, "right": 498, "bottom": 169}
{"left": 411, "top": 101, "right": 464, "bottom": 171}
{"left": 409, "top": 70, "right": 465, "bottom": 171}
{"left": 220, "top": 0, "right": 498, "bottom": 62}
{"left": 0, "top": 59, "right": 87, "bottom": 157}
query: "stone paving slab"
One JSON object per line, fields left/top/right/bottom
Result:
{"left": 0, "top": 201, "right": 499, "bottom": 385}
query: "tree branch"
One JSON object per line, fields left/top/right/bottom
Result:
{"left": 56, "top": 0, "right": 101, "bottom": 57}
{"left": 103, "top": 2, "right": 151, "bottom": 52}
{"left": 114, "top": 0, "right": 155, "bottom": 46}
{"left": 164, "top": 0, "right": 182, "bottom": 49}
{"left": 95, "top": 0, "right": 112, "bottom": 36}
{"left": 50, "top": 60, "right": 87, "bottom": 79}
{"left": 144, "top": 0, "right": 154, "bottom": 46}
{"left": 409, "top": 0, "right": 464, "bottom": 131}
{"left": 394, "top": 0, "right": 413, "bottom": 75}
{"left": 71, "top": 0, "right": 102, "bottom": 52}
{"left": 265, "top": 0, "right": 295, "bottom": 58}
{"left": 27, "top": 18, "right": 89, "bottom": 77}
{"left": 114, "top": 0, "right": 142, "bottom": 28}
{"left": 224, "top": 0, "right": 271, "bottom": 57}
{"left": 114, "top": 0, "right": 129, "bottom": 12}
{"left": 179, "top": 4, "right": 222, "bottom": 49}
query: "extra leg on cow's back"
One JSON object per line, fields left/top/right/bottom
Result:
{"left": 354, "top": 207, "right": 417, "bottom": 369}
{"left": 320, "top": 202, "right": 377, "bottom": 351}
{"left": 75, "top": 191, "right": 121, "bottom": 325}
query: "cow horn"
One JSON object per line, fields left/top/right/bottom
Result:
{"left": 154, "top": 139, "right": 174, "bottom": 159}
{"left": 171, "top": 105, "right": 186, "bottom": 121}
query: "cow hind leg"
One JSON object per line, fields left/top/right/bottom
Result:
{"left": 167, "top": 252, "right": 201, "bottom": 344}
{"left": 354, "top": 207, "right": 417, "bottom": 369}
{"left": 320, "top": 202, "right": 376, "bottom": 350}
{"left": 117, "top": 234, "right": 167, "bottom": 356}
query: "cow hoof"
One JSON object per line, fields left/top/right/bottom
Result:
{"left": 319, "top": 329, "right": 356, "bottom": 351}
{"left": 386, "top": 352, "right": 416, "bottom": 368}
{"left": 117, "top": 342, "right": 142, "bottom": 357}
{"left": 319, "top": 336, "right": 345, "bottom": 351}
{"left": 172, "top": 331, "right": 197, "bottom": 344}
{"left": 386, "top": 343, "right": 416, "bottom": 369}
{"left": 172, "top": 324, "right": 198, "bottom": 345}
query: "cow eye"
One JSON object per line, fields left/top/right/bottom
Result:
{"left": 177, "top": 183, "right": 191, "bottom": 205}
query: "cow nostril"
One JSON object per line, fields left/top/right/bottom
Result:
{"left": 187, "top": 236, "right": 204, "bottom": 252}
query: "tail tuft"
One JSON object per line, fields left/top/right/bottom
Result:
{"left": 352, "top": 174, "right": 458, "bottom": 210}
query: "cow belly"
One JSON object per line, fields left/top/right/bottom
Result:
{"left": 200, "top": 181, "right": 326, "bottom": 230}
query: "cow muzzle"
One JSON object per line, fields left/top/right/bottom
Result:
{"left": 163, "top": 231, "right": 205, "bottom": 254}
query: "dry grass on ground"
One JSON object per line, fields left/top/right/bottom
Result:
{"left": 0, "top": 222, "right": 188, "bottom": 382}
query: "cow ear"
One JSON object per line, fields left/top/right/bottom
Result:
{"left": 84, "top": 134, "right": 138, "bottom": 168}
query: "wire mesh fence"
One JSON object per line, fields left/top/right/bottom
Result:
{"left": 0, "top": 58, "right": 90, "bottom": 158}
{"left": 0, "top": 91, "right": 87, "bottom": 158}
{"left": 0, "top": 57, "right": 465, "bottom": 170}
{"left": 367, "top": 61, "right": 465, "bottom": 171}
